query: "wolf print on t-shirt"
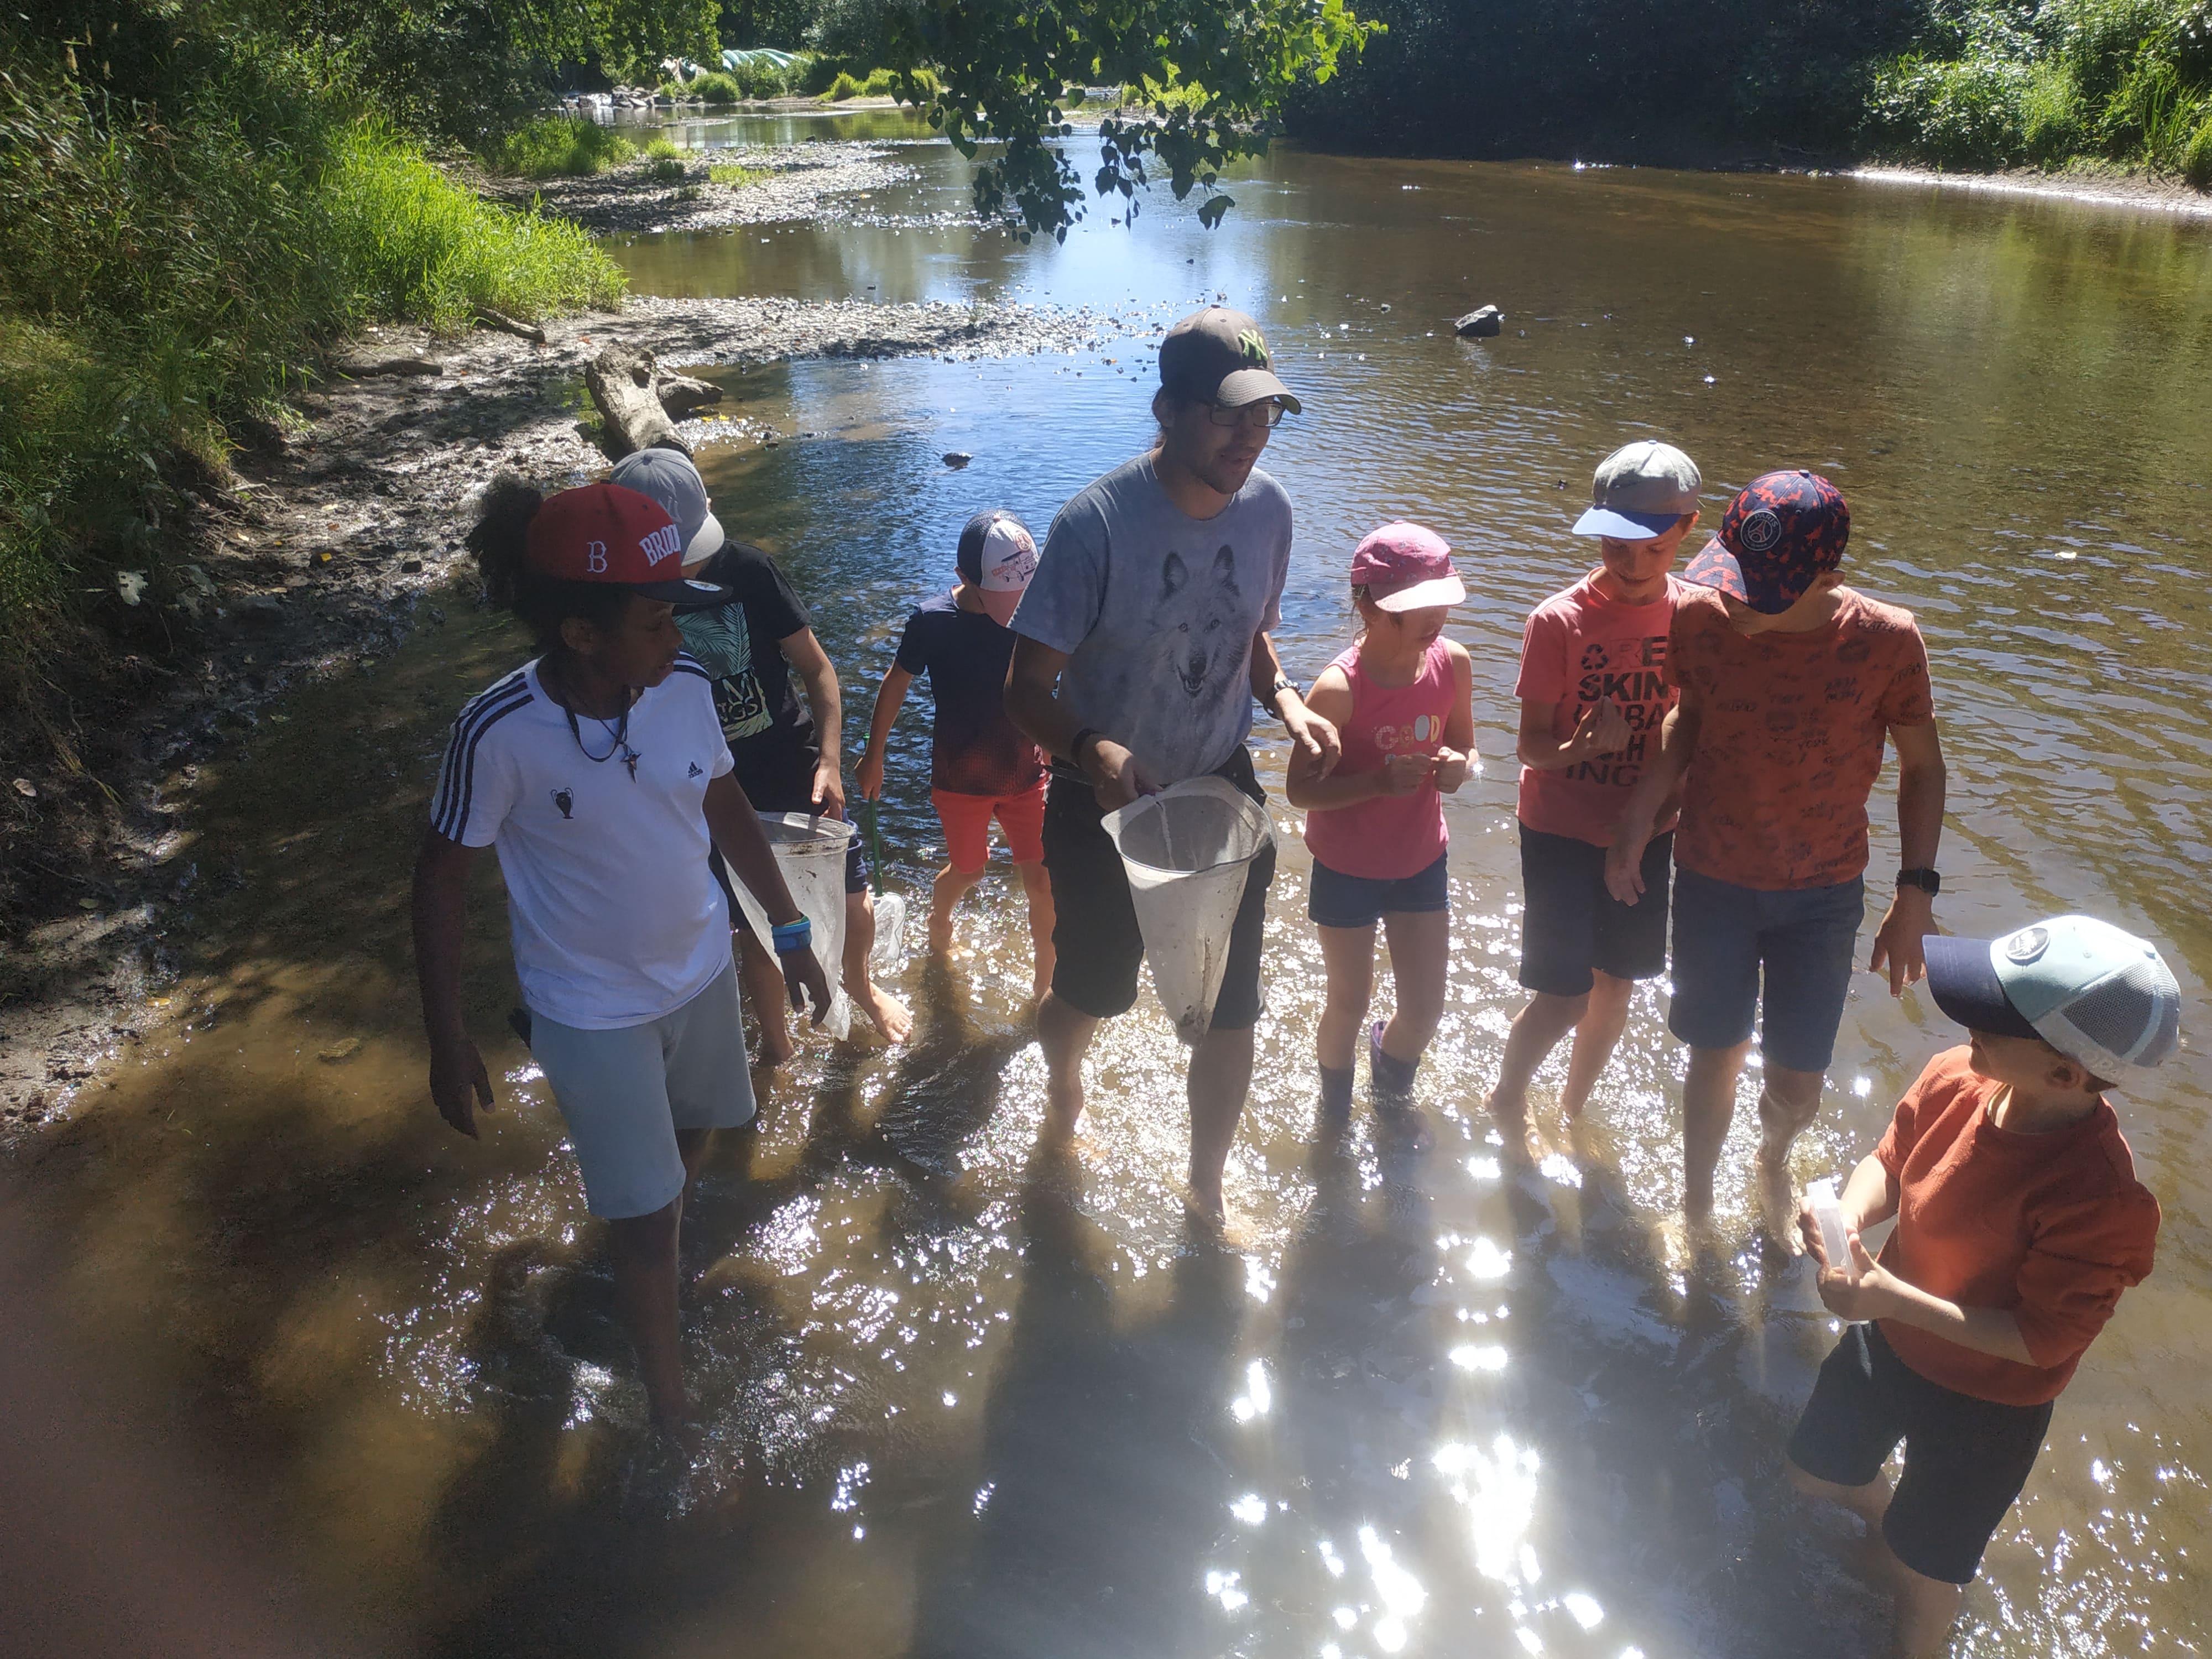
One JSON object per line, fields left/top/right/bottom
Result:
{"left": 679, "top": 603, "right": 773, "bottom": 742}
{"left": 1157, "top": 545, "right": 1243, "bottom": 701}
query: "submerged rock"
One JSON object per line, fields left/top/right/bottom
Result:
{"left": 1453, "top": 305, "right": 1503, "bottom": 338}
{"left": 942, "top": 451, "right": 973, "bottom": 468}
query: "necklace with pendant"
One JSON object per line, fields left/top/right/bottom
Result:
{"left": 548, "top": 661, "right": 643, "bottom": 780}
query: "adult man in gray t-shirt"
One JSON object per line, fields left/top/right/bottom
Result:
{"left": 1006, "top": 306, "right": 1340, "bottom": 1226}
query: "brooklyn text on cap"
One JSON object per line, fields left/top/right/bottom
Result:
{"left": 608, "top": 446, "right": 727, "bottom": 565}
{"left": 1681, "top": 468, "right": 1850, "bottom": 615}
{"left": 1159, "top": 306, "right": 1303, "bottom": 413}
{"left": 1350, "top": 522, "right": 1467, "bottom": 613}
{"left": 1572, "top": 440, "right": 1703, "bottom": 540}
{"left": 1923, "top": 915, "right": 2183, "bottom": 1080}
{"left": 524, "top": 483, "right": 733, "bottom": 606}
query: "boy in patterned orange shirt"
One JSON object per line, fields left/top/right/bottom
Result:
{"left": 1606, "top": 471, "right": 1948, "bottom": 1232}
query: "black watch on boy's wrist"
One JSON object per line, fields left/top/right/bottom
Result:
{"left": 1261, "top": 673, "right": 1296, "bottom": 715}
{"left": 1897, "top": 867, "right": 1942, "bottom": 895}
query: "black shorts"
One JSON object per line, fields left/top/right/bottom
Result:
{"left": 1788, "top": 1321, "right": 2052, "bottom": 1585}
{"left": 1042, "top": 746, "right": 1276, "bottom": 1029}
{"left": 1517, "top": 823, "right": 1672, "bottom": 997}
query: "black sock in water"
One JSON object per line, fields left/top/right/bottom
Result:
{"left": 1318, "top": 1064, "right": 1354, "bottom": 1117}
{"left": 1369, "top": 1021, "right": 1419, "bottom": 1100}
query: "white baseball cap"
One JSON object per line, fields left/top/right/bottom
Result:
{"left": 958, "top": 509, "right": 1037, "bottom": 627}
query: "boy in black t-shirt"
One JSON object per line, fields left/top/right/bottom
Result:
{"left": 858, "top": 509, "right": 1056, "bottom": 999}
{"left": 611, "top": 448, "right": 912, "bottom": 1058}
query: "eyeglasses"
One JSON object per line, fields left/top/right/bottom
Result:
{"left": 1207, "top": 399, "right": 1287, "bottom": 429}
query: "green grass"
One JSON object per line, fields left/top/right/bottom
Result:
{"left": 483, "top": 114, "right": 637, "bottom": 178}
{"left": 327, "top": 126, "right": 627, "bottom": 331}
{"left": 1, "top": 53, "right": 625, "bottom": 682}
{"left": 820, "top": 66, "right": 940, "bottom": 103}
{"left": 708, "top": 161, "right": 769, "bottom": 187}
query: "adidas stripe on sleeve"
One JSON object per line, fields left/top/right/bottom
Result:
{"left": 431, "top": 670, "right": 530, "bottom": 845}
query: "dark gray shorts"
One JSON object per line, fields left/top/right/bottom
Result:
{"left": 1042, "top": 747, "right": 1275, "bottom": 1029}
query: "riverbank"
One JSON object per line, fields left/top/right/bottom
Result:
{"left": 477, "top": 137, "right": 915, "bottom": 236}
{"left": 0, "top": 290, "right": 1131, "bottom": 1133}
{"left": 1852, "top": 160, "right": 2212, "bottom": 215}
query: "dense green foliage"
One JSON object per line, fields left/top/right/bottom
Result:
{"left": 1286, "top": 0, "right": 2212, "bottom": 182}
{"left": 1863, "top": 1, "right": 2212, "bottom": 178}
{"left": 0, "top": 6, "right": 642, "bottom": 681}
{"left": 868, "top": 0, "right": 1376, "bottom": 238}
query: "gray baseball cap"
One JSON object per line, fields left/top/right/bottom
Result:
{"left": 608, "top": 445, "right": 726, "bottom": 566}
{"left": 1573, "top": 440, "right": 1702, "bottom": 539}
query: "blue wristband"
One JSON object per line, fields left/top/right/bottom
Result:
{"left": 771, "top": 917, "right": 812, "bottom": 956}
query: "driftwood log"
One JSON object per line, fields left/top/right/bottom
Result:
{"left": 474, "top": 304, "right": 547, "bottom": 345}
{"left": 656, "top": 372, "right": 724, "bottom": 418}
{"left": 585, "top": 346, "right": 689, "bottom": 458}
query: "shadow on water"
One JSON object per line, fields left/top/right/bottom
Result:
{"left": 906, "top": 1154, "right": 1244, "bottom": 1659}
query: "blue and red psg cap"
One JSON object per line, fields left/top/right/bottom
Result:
{"left": 1681, "top": 469, "right": 1850, "bottom": 615}
{"left": 525, "top": 483, "right": 731, "bottom": 606}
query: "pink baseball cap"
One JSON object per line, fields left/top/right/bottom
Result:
{"left": 1351, "top": 522, "right": 1465, "bottom": 612}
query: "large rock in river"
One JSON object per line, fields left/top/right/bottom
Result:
{"left": 1454, "top": 305, "right": 1503, "bottom": 338}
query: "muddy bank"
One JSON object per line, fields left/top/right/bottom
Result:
{"left": 0, "top": 291, "right": 1134, "bottom": 1134}
{"left": 478, "top": 139, "right": 914, "bottom": 236}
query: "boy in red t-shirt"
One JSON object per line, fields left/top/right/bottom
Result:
{"left": 1787, "top": 914, "right": 2179, "bottom": 1657}
{"left": 1606, "top": 471, "right": 1948, "bottom": 1229}
{"left": 1488, "top": 440, "right": 1701, "bottom": 1160}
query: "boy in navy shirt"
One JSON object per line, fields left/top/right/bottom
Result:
{"left": 858, "top": 510, "right": 1056, "bottom": 998}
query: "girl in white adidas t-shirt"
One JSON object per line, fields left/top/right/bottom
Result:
{"left": 413, "top": 478, "right": 830, "bottom": 1438}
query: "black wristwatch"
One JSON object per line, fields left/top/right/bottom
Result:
{"left": 1897, "top": 868, "right": 1942, "bottom": 895}
{"left": 1069, "top": 727, "right": 1104, "bottom": 768}
{"left": 1260, "top": 673, "right": 1296, "bottom": 715}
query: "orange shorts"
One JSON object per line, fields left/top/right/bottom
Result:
{"left": 932, "top": 782, "right": 1047, "bottom": 873}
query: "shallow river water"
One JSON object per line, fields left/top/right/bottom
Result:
{"left": 13, "top": 114, "right": 2212, "bottom": 1657}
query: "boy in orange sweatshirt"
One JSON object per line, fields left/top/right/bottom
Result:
{"left": 1788, "top": 914, "right": 2180, "bottom": 1656}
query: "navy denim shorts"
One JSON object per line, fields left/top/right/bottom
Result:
{"left": 1308, "top": 850, "right": 1449, "bottom": 930}
{"left": 1667, "top": 863, "right": 1864, "bottom": 1072}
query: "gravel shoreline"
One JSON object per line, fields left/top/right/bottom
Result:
{"left": 1851, "top": 163, "right": 2212, "bottom": 216}
{"left": 1, "top": 289, "right": 1135, "bottom": 1133}
{"left": 478, "top": 139, "right": 915, "bottom": 236}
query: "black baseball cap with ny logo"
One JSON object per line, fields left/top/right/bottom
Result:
{"left": 1159, "top": 306, "right": 1303, "bottom": 412}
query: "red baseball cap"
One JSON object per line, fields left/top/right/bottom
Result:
{"left": 525, "top": 483, "right": 733, "bottom": 605}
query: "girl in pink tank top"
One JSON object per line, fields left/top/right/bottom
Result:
{"left": 1287, "top": 524, "right": 1476, "bottom": 1126}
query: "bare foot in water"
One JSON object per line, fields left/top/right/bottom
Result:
{"left": 1485, "top": 1093, "right": 1543, "bottom": 1167}
{"left": 1180, "top": 1179, "right": 1251, "bottom": 1247}
{"left": 852, "top": 980, "right": 913, "bottom": 1045}
{"left": 1756, "top": 1138, "right": 1802, "bottom": 1253}
{"left": 752, "top": 1019, "right": 795, "bottom": 1068}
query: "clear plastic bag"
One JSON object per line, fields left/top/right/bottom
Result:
{"left": 720, "top": 813, "right": 854, "bottom": 1040}
{"left": 1102, "top": 777, "right": 1275, "bottom": 1043}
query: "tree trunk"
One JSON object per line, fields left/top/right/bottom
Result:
{"left": 585, "top": 347, "right": 688, "bottom": 459}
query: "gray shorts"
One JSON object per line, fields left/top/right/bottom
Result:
{"left": 530, "top": 962, "right": 755, "bottom": 1218}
